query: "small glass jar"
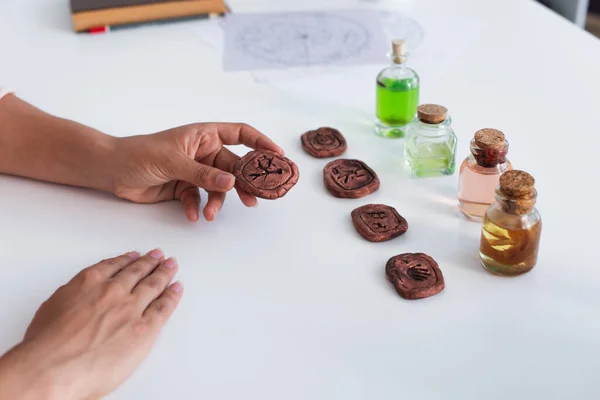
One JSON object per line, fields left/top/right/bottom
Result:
{"left": 458, "top": 129, "right": 512, "bottom": 220}
{"left": 480, "top": 170, "right": 542, "bottom": 276}
{"left": 375, "top": 39, "right": 420, "bottom": 138}
{"left": 404, "top": 104, "right": 457, "bottom": 178}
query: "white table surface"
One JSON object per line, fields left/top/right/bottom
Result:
{"left": 2, "top": 0, "right": 600, "bottom": 399}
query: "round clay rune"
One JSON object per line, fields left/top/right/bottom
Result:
{"left": 301, "top": 127, "right": 347, "bottom": 158}
{"left": 323, "top": 159, "right": 380, "bottom": 199}
{"left": 351, "top": 204, "right": 408, "bottom": 242}
{"left": 385, "top": 253, "right": 445, "bottom": 300}
{"left": 233, "top": 150, "right": 299, "bottom": 200}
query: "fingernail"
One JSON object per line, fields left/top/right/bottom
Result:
{"left": 204, "top": 207, "right": 217, "bottom": 222}
{"left": 216, "top": 173, "right": 234, "bottom": 189}
{"left": 149, "top": 248, "right": 164, "bottom": 260}
{"left": 164, "top": 257, "right": 177, "bottom": 269}
{"left": 126, "top": 251, "right": 140, "bottom": 259}
{"left": 171, "top": 281, "right": 183, "bottom": 293}
{"left": 252, "top": 200, "right": 259, "bottom": 208}
{"left": 186, "top": 210, "right": 198, "bottom": 222}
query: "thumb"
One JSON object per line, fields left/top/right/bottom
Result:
{"left": 176, "top": 158, "right": 235, "bottom": 192}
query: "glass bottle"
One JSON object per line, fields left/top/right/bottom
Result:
{"left": 480, "top": 170, "right": 542, "bottom": 276}
{"left": 375, "top": 39, "right": 420, "bottom": 138}
{"left": 404, "top": 104, "right": 457, "bottom": 178}
{"left": 458, "top": 128, "right": 512, "bottom": 220}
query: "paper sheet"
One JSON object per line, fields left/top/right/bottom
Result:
{"left": 189, "top": 10, "right": 482, "bottom": 112}
{"left": 221, "top": 10, "right": 415, "bottom": 71}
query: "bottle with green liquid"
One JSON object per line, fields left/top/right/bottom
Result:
{"left": 375, "top": 39, "right": 420, "bottom": 138}
{"left": 405, "top": 104, "right": 457, "bottom": 178}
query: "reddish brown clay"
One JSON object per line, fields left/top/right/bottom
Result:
{"left": 323, "top": 159, "right": 380, "bottom": 199}
{"left": 351, "top": 204, "right": 408, "bottom": 242}
{"left": 301, "top": 127, "right": 347, "bottom": 158}
{"left": 233, "top": 150, "right": 299, "bottom": 200}
{"left": 385, "top": 253, "right": 445, "bottom": 300}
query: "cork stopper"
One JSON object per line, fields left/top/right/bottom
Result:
{"left": 474, "top": 129, "right": 506, "bottom": 149}
{"left": 499, "top": 170, "right": 535, "bottom": 199}
{"left": 391, "top": 39, "right": 406, "bottom": 63}
{"left": 417, "top": 104, "right": 448, "bottom": 124}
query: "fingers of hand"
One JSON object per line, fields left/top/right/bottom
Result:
{"left": 213, "top": 147, "right": 239, "bottom": 174}
{"left": 204, "top": 191, "right": 226, "bottom": 221}
{"left": 235, "top": 185, "right": 258, "bottom": 208}
{"left": 214, "top": 147, "right": 260, "bottom": 208}
{"left": 76, "top": 251, "right": 142, "bottom": 284}
{"left": 132, "top": 257, "right": 178, "bottom": 309}
{"left": 214, "top": 123, "right": 284, "bottom": 154}
{"left": 178, "top": 185, "right": 201, "bottom": 222}
{"left": 112, "top": 249, "right": 164, "bottom": 291}
{"left": 143, "top": 281, "right": 184, "bottom": 330}
{"left": 191, "top": 147, "right": 258, "bottom": 209}
{"left": 177, "top": 158, "right": 235, "bottom": 192}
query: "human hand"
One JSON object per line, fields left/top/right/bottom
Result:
{"left": 0, "top": 249, "right": 182, "bottom": 400}
{"left": 111, "top": 123, "right": 284, "bottom": 222}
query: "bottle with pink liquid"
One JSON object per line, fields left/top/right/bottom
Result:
{"left": 457, "top": 129, "right": 512, "bottom": 220}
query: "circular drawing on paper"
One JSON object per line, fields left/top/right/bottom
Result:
{"left": 234, "top": 13, "right": 372, "bottom": 67}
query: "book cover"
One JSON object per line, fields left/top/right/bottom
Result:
{"left": 71, "top": 0, "right": 196, "bottom": 13}
{"left": 71, "top": 0, "right": 227, "bottom": 32}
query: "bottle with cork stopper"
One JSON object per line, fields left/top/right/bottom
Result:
{"left": 404, "top": 104, "right": 457, "bottom": 177}
{"left": 375, "top": 39, "right": 420, "bottom": 138}
{"left": 480, "top": 170, "right": 542, "bottom": 276}
{"left": 458, "top": 128, "right": 513, "bottom": 220}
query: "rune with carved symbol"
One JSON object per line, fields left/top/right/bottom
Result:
{"left": 323, "top": 159, "right": 380, "bottom": 198}
{"left": 301, "top": 127, "right": 347, "bottom": 158}
{"left": 233, "top": 150, "right": 299, "bottom": 199}
{"left": 351, "top": 204, "right": 408, "bottom": 242}
{"left": 385, "top": 253, "right": 445, "bottom": 300}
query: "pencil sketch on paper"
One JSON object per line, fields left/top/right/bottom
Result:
{"left": 234, "top": 13, "right": 371, "bottom": 67}
{"left": 223, "top": 10, "right": 408, "bottom": 71}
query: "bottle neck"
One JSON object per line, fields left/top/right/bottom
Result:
{"left": 471, "top": 139, "right": 509, "bottom": 167}
{"left": 494, "top": 187, "right": 537, "bottom": 215}
{"left": 389, "top": 52, "right": 409, "bottom": 69}
{"left": 412, "top": 116, "right": 452, "bottom": 137}
{"left": 391, "top": 60, "right": 406, "bottom": 69}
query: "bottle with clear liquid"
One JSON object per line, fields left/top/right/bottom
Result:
{"left": 404, "top": 104, "right": 457, "bottom": 178}
{"left": 480, "top": 170, "right": 542, "bottom": 276}
{"left": 375, "top": 39, "right": 419, "bottom": 138}
{"left": 458, "top": 128, "right": 512, "bottom": 220}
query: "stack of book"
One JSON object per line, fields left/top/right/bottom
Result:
{"left": 70, "top": 0, "right": 228, "bottom": 33}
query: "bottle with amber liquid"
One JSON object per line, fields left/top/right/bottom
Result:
{"left": 458, "top": 129, "right": 512, "bottom": 220}
{"left": 480, "top": 170, "right": 542, "bottom": 276}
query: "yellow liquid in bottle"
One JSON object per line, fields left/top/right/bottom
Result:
{"left": 479, "top": 215, "right": 542, "bottom": 276}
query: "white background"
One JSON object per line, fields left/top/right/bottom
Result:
{"left": 1, "top": 0, "right": 600, "bottom": 399}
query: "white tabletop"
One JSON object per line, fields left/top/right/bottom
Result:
{"left": 2, "top": 0, "right": 600, "bottom": 399}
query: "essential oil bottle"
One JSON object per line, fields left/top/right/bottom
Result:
{"left": 480, "top": 170, "right": 542, "bottom": 276}
{"left": 404, "top": 104, "right": 457, "bottom": 178}
{"left": 375, "top": 39, "right": 419, "bottom": 138}
{"left": 458, "top": 129, "right": 512, "bottom": 220}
